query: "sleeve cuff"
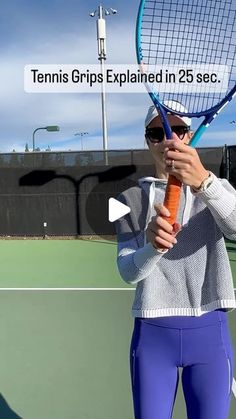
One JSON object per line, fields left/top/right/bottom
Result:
{"left": 133, "top": 242, "right": 168, "bottom": 272}
{"left": 192, "top": 173, "right": 236, "bottom": 219}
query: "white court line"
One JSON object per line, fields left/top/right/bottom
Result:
{"left": 0, "top": 287, "right": 233, "bottom": 291}
{"left": 0, "top": 288, "right": 234, "bottom": 290}
{"left": 0, "top": 287, "right": 135, "bottom": 291}
{"left": 232, "top": 378, "right": 236, "bottom": 398}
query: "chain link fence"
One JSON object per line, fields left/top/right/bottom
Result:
{"left": 0, "top": 146, "right": 233, "bottom": 236}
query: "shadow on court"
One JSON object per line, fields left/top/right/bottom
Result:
{"left": 227, "top": 247, "right": 236, "bottom": 253}
{"left": 77, "top": 237, "right": 117, "bottom": 245}
{"left": 225, "top": 241, "right": 236, "bottom": 265}
{"left": 0, "top": 394, "right": 22, "bottom": 418}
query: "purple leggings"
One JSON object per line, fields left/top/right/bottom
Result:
{"left": 130, "top": 310, "right": 234, "bottom": 419}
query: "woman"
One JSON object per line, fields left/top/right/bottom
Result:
{"left": 115, "top": 102, "right": 236, "bottom": 419}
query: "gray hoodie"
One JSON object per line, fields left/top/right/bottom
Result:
{"left": 115, "top": 173, "right": 236, "bottom": 317}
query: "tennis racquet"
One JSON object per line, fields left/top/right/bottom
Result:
{"left": 136, "top": 0, "right": 236, "bottom": 225}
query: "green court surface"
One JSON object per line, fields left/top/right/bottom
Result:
{"left": 0, "top": 238, "right": 235, "bottom": 288}
{"left": 0, "top": 240, "right": 234, "bottom": 418}
{"left": 0, "top": 239, "right": 123, "bottom": 288}
{"left": 0, "top": 291, "right": 235, "bottom": 419}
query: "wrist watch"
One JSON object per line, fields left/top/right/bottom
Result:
{"left": 192, "top": 171, "right": 214, "bottom": 193}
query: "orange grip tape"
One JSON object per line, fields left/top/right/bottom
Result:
{"left": 163, "top": 175, "right": 182, "bottom": 226}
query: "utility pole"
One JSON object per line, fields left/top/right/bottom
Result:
{"left": 90, "top": 5, "right": 117, "bottom": 164}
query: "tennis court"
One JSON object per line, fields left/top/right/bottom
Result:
{"left": 0, "top": 238, "right": 121, "bottom": 288}
{"left": 0, "top": 238, "right": 234, "bottom": 418}
{"left": 0, "top": 238, "right": 234, "bottom": 289}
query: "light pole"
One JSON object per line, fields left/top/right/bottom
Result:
{"left": 90, "top": 5, "right": 117, "bottom": 161}
{"left": 74, "top": 132, "right": 89, "bottom": 151}
{"left": 32, "top": 125, "right": 60, "bottom": 151}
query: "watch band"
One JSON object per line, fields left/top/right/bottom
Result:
{"left": 192, "top": 171, "right": 214, "bottom": 193}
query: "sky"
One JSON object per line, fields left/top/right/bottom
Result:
{"left": 0, "top": 0, "right": 235, "bottom": 152}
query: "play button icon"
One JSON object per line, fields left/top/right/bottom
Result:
{"left": 108, "top": 198, "right": 131, "bottom": 222}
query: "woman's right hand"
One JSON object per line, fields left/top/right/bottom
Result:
{"left": 146, "top": 203, "right": 182, "bottom": 251}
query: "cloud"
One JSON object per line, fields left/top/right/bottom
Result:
{"left": 41, "top": 130, "right": 147, "bottom": 152}
{"left": 0, "top": 14, "right": 145, "bottom": 152}
{"left": 0, "top": 0, "right": 235, "bottom": 153}
{"left": 198, "top": 129, "right": 236, "bottom": 147}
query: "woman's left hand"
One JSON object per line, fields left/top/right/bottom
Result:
{"left": 163, "top": 134, "right": 209, "bottom": 189}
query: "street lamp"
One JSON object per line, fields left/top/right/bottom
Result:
{"left": 74, "top": 132, "right": 89, "bottom": 151}
{"left": 90, "top": 5, "right": 117, "bottom": 156}
{"left": 90, "top": 7, "right": 117, "bottom": 18}
{"left": 32, "top": 125, "right": 60, "bottom": 151}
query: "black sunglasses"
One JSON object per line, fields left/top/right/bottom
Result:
{"left": 145, "top": 126, "right": 190, "bottom": 143}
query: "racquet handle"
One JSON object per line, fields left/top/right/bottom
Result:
{"left": 163, "top": 175, "right": 182, "bottom": 226}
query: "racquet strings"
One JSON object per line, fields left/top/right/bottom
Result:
{"left": 141, "top": 0, "right": 236, "bottom": 114}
